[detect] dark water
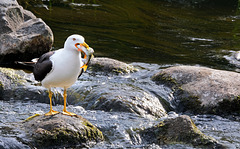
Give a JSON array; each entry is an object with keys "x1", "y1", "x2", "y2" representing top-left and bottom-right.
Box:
[{"x1": 23, "y1": 0, "x2": 240, "y2": 71}]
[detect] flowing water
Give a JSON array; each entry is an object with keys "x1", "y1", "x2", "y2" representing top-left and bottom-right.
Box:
[
  {"x1": 1, "y1": 0, "x2": 240, "y2": 148},
  {"x1": 1, "y1": 63, "x2": 240, "y2": 148},
  {"x1": 22, "y1": 0, "x2": 240, "y2": 70}
]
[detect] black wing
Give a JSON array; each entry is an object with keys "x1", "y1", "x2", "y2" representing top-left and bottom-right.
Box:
[{"x1": 33, "y1": 51, "x2": 55, "y2": 81}]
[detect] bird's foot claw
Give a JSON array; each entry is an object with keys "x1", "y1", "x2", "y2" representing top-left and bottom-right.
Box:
[
  {"x1": 62, "y1": 110, "x2": 77, "y2": 116},
  {"x1": 45, "y1": 110, "x2": 60, "y2": 116}
]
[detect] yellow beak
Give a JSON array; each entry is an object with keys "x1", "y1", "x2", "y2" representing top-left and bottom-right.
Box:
[
  {"x1": 81, "y1": 42, "x2": 90, "y2": 50},
  {"x1": 75, "y1": 42, "x2": 90, "y2": 52}
]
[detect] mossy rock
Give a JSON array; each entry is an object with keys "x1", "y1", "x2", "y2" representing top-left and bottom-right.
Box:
[
  {"x1": 152, "y1": 72, "x2": 178, "y2": 88},
  {"x1": 152, "y1": 66, "x2": 240, "y2": 116},
  {"x1": 21, "y1": 113, "x2": 104, "y2": 148},
  {"x1": 139, "y1": 115, "x2": 225, "y2": 148},
  {"x1": 216, "y1": 96, "x2": 240, "y2": 116},
  {"x1": 0, "y1": 67, "x2": 48, "y2": 101},
  {"x1": 0, "y1": 67, "x2": 27, "y2": 88},
  {"x1": 89, "y1": 57, "x2": 137, "y2": 74}
]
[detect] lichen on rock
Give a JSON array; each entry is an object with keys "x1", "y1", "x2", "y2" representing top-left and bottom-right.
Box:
[
  {"x1": 20, "y1": 113, "x2": 104, "y2": 148},
  {"x1": 152, "y1": 65, "x2": 240, "y2": 115},
  {"x1": 89, "y1": 57, "x2": 137, "y2": 74},
  {"x1": 139, "y1": 115, "x2": 225, "y2": 148}
]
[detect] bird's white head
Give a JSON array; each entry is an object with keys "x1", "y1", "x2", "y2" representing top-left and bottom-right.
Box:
[{"x1": 64, "y1": 34, "x2": 90, "y2": 54}]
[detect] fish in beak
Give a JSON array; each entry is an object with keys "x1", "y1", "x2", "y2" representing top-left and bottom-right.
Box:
[{"x1": 75, "y1": 42, "x2": 94, "y2": 72}]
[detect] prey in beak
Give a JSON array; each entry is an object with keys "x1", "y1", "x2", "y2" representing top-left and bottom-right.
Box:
[
  {"x1": 75, "y1": 42, "x2": 89, "y2": 51},
  {"x1": 75, "y1": 42, "x2": 94, "y2": 72}
]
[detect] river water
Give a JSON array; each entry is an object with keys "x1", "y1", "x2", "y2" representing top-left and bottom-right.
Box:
[
  {"x1": 1, "y1": 0, "x2": 240, "y2": 148},
  {"x1": 23, "y1": 0, "x2": 240, "y2": 70}
]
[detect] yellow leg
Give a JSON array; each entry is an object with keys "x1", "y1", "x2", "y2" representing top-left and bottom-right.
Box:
[
  {"x1": 62, "y1": 87, "x2": 76, "y2": 116},
  {"x1": 45, "y1": 89, "x2": 60, "y2": 116}
]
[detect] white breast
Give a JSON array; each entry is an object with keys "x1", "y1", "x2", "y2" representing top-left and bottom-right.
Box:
[{"x1": 41, "y1": 49, "x2": 82, "y2": 89}]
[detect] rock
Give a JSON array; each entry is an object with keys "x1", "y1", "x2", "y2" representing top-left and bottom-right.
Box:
[
  {"x1": 152, "y1": 65, "x2": 240, "y2": 115},
  {"x1": 0, "y1": 0, "x2": 53, "y2": 66},
  {"x1": 0, "y1": 65, "x2": 166, "y2": 119},
  {"x1": 89, "y1": 57, "x2": 137, "y2": 74},
  {"x1": 68, "y1": 81, "x2": 167, "y2": 118},
  {"x1": 20, "y1": 113, "x2": 104, "y2": 148},
  {"x1": 0, "y1": 67, "x2": 48, "y2": 102},
  {"x1": 139, "y1": 115, "x2": 225, "y2": 148}
]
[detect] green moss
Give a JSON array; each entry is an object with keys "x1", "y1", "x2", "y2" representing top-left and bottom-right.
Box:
[
  {"x1": 0, "y1": 68, "x2": 27, "y2": 85},
  {"x1": 31, "y1": 115, "x2": 104, "y2": 148},
  {"x1": 152, "y1": 73, "x2": 178, "y2": 88},
  {"x1": 217, "y1": 96, "x2": 240, "y2": 115},
  {"x1": 89, "y1": 63, "x2": 104, "y2": 72},
  {"x1": 35, "y1": 127, "x2": 84, "y2": 146},
  {"x1": 81, "y1": 120, "x2": 104, "y2": 140},
  {"x1": 35, "y1": 125, "x2": 103, "y2": 147},
  {"x1": 179, "y1": 96, "x2": 202, "y2": 113},
  {"x1": 113, "y1": 68, "x2": 125, "y2": 74}
]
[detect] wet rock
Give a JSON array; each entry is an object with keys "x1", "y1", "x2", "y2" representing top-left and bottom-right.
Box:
[
  {"x1": 20, "y1": 113, "x2": 104, "y2": 148},
  {"x1": 0, "y1": 67, "x2": 48, "y2": 102},
  {"x1": 224, "y1": 51, "x2": 240, "y2": 69},
  {"x1": 68, "y1": 81, "x2": 167, "y2": 118},
  {"x1": 89, "y1": 57, "x2": 137, "y2": 74},
  {"x1": 0, "y1": 65, "x2": 166, "y2": 119},
  {"x1": 139, "y1": 115, "x2": 225, "y2": 148},
  {"x1": 0, "y1": 0, "x2": 53, "y2": 66},
  {"x1": 152, "y1": 65, "x2": 240, "y2": 115}
]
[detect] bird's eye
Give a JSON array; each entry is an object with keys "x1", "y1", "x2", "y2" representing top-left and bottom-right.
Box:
[{"x1": 73, "y1": 38, "x2": 76, "y2": 41}]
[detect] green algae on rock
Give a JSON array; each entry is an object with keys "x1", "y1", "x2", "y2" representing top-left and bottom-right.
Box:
[
  {"x1": 89, "y1": 57, "x2": 137, "y2": 74},
  {"x1": 21, "y1": 113, "x2": 104, "y2": 148},
  {"x1": 139, "y1": 115, "x2": 225, "y2": 148},
  {"x1": 152, "y1": 65, "x2": 240, "y2": 115},
  {"x1": 0, "y1": 67, "x2": 48, "y2": 101}
]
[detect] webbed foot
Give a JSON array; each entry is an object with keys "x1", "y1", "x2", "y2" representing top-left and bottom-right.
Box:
[
  {"x1": 45, "y1": 110, "x2": 60, "y2": 116},
  {"x1": 62, "y1": 110, "x2": 77, "y2": 116}
]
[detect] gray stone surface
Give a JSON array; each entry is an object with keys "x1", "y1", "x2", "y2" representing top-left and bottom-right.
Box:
[
  {"x1": 89, "y1": 57, "x2": 137, "y2": 74},
  {"x1": 139, "y1": 115, "x2": 225, "y2": 148},
  {"x1": 20, "y1": 113, "x2": 104, "y2": 148},
  {"x1": 0, "y1": 0, "x2": 53, "y2": 65},
  {"x1": 152, "y1": 65, "x2": 240, "y2": 114}
]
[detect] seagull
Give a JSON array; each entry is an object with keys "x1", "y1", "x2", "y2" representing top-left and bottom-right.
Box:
[{"x1": 32, "y1": 34, "x2": 94, "y2": 116}]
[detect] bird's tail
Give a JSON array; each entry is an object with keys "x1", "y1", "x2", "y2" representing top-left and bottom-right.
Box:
[
  {"x1": 15, "y1": 61, "x2": 35, "y2": 67},
  {"x1": 15, "y1": 58, "x2": 38, "y2": 67}
]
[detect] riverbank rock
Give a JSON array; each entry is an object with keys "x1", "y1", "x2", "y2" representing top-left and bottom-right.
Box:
[
  {"x1": 89, "y1": 57, "x2": 137, "y2": 74},
  {"x1": 152, "y1": 65, "x2": 240, "y2": 115},
  {"x1": 20, "y1": 113, "x2": 104, "y2": 148},
  {"x1": 0, "y1": 67, "x2": 48, "y2": 101},
  {"x1": 139, "y1": 115, "x2": 225, "y2": 148},
  {"x1": 0, "y1": 64, "x2": 166, "y2": 119},
  {"x1": 0, "y1": 0, "x2": 53, "y2": 66},
  {"x1": 68, "y1": 81, "x2": 167, "y2": 118}
]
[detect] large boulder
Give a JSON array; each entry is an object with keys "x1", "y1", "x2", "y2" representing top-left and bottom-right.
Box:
[
  {"x1": 20, "y1": 113, "x2": 104, "y2": 148},
  {"x1": 0, "y1": 0, "x2": 53, "y2": 66},
  {"x1": 152, "y1": 65, "x2": 240, "y2": 115},
  {"x1": 68, "y1": 81, "x2": 167, "y2": 118},
  {"x1": 139, "y1": 115, "x2": 225, "y2": 148}
]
